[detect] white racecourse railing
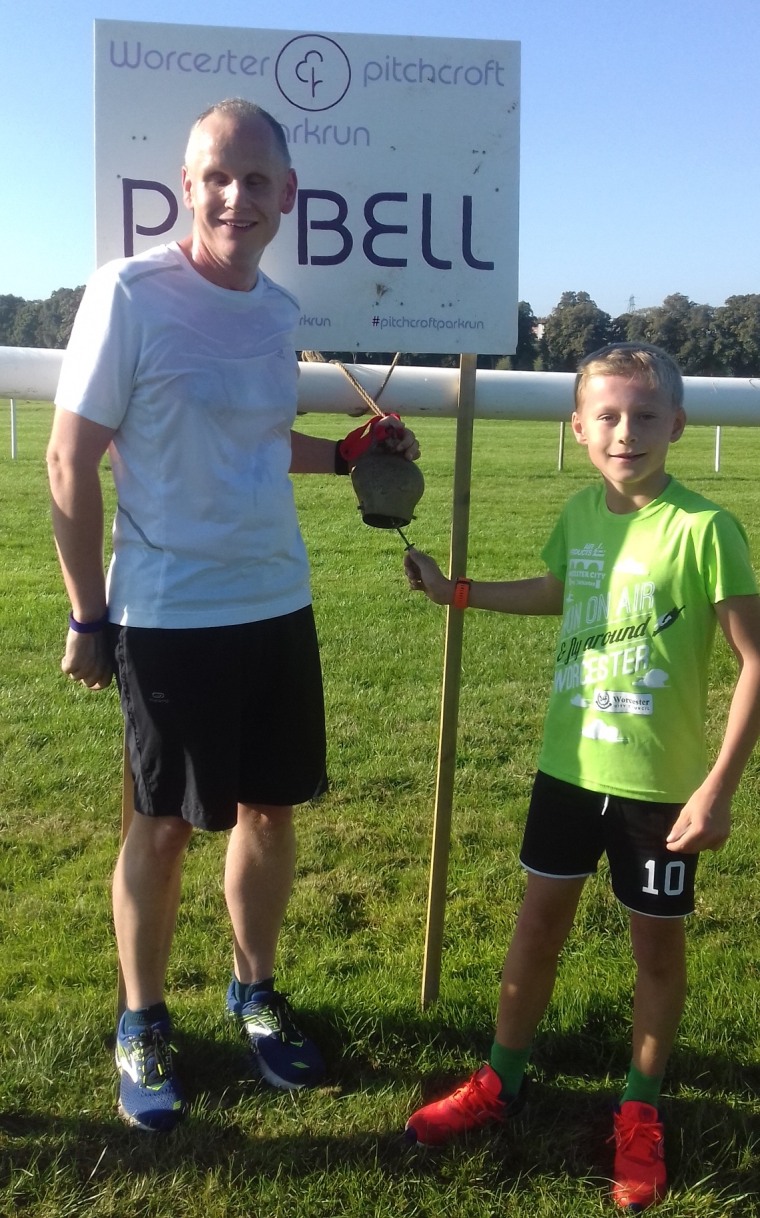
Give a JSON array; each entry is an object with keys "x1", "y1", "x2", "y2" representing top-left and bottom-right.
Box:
[
  {"x1": 4, "y1": 346, "x2": 758, "y2": 1004},
  {"x1": 2, "y1": 345, "x2": 760, "y2": 429}
]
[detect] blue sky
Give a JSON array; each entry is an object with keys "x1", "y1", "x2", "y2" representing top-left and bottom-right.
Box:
[{"x1": 4, "y1": 0, "x2": 758, "y2": 318}]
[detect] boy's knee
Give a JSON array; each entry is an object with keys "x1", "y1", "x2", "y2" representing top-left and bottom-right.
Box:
[
  {"x1": 513, "y1": 908, "x2": 570, "y2": 959},
  {"x1": 630, "y1": 916, "x2": 686, "y2": 975},
  {"x1": 512, "y1": 877, "x2": 583, "y2": 956}
]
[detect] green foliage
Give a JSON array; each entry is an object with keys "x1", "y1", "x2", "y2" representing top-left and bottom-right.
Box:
[
  {"x1": 537, "y1": 291, "x2": 620, "y2": 371},
  {"x1": 618, "y1": 293, "x2": 719, "y2": 376},
  {"x1": 0, "y1": 287, "x2": 84, "y2": 349},
  {"x1": 714, "y1": 295, "x2": 760, "y2": 377},
  {"x1": 0, "y1": 403, "x2": 759, "y2": 1217},
  {"x1": 4, "y1": 285, "x2": 760, "y2": 377},
  {"x1": 496, "y1": 301, "x2": 539, "y2": 371}
]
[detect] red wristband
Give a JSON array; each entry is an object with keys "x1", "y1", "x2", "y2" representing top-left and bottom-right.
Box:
[{"x1": 452, "y1": 578, "x2": 471, "y2": 609}]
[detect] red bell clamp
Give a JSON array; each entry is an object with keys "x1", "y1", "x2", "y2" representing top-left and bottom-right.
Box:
[{"x1": 338, "y1": 413, "x2": 402, "y2": 466}]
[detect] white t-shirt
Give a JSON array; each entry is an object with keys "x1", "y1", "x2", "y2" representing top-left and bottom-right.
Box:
[{"x1": 55, "y1": 243, "x2": 312, "y2": 628}]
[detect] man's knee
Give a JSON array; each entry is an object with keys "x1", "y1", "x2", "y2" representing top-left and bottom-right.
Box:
[
  {"x1": 127, "y1": 812, "x2": 193, "y2": 863},
  {"x1": 237, "y1": 803, "x2": 294, "y2": 832}
]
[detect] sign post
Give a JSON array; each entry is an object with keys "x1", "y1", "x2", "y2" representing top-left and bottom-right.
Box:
[{"x1": 421, "y1": 353, "x2": 477, "y2": 1007}]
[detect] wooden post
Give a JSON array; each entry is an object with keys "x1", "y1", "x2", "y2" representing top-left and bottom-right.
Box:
[
  {"x1": 116, "y1": 737, "x2": 134, "y2": 1021},
  {"x1": 421, "y1": 353, "x2": 477, "y2": 1008}
]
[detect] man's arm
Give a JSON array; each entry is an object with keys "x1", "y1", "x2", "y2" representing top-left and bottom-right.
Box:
[
  {"x1": 667, "y1": 593, "x2": 760, "y2": 853},
  {"x1": 404, "y1": 547, "x2": 565, "y2": 616},
  {"x1": 289, "y1": 431, "x2": 341, "y2": 474},
  {"x1": 46, "y1": 408, "x2": 117, "y2": 690}
]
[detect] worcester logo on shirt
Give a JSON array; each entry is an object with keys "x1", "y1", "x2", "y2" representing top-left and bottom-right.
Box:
[{"x1": 566, "y1": 542, "x2": 605, "y2": 590}]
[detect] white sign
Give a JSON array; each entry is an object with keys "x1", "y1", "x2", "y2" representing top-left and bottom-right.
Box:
[{"x1": 95, "y1": 20, "x2": 520, "y2": 354}]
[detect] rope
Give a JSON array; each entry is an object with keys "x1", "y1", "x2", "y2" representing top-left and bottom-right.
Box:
[{"x1": 301, "y1": 352, "x2": 401, "y2": 418}]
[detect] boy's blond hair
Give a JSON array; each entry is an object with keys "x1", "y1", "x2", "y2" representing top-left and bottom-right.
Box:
[{"x1": 574, "y1": 343, "x2": 684, "y2": 411}]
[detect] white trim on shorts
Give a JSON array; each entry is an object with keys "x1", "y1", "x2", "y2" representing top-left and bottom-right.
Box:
[
  {"x1": 616, "y1": 899, "x2": 690, "y2": 920},
  {"x1": 520, "y1": 863, "x2": 594, "y2": 881}
]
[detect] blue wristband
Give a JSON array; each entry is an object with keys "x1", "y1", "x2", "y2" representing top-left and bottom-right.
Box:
[{"x1": 68, "y1": 611, "x2": 109, "y2": 634}]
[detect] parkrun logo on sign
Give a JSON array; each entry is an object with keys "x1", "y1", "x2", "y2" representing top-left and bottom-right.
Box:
[{"x1": 275, "y1": 36, "x2": 351, "y2": 112}]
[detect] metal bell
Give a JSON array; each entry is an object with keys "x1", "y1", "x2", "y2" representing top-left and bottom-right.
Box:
[{"x1": 350, "y1": 451, "x2": 425, "y2": 528}]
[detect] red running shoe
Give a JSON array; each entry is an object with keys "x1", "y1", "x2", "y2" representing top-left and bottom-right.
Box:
[
  {"x1": 405, "y1": 1063, "x2": 526, "y2": 1147},
  {"x1": 611, "y1": 1101, "x2": 667, "y2": 1211}
]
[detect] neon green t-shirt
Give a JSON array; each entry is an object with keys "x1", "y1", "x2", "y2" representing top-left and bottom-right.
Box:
[{"x1": 538, "y1": 478, "x2": 757, "y2": 801}]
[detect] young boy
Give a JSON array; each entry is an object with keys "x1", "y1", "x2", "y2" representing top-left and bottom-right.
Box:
[{"x1": 403, "y1": 343, "x2": 760, "y2": 1210}]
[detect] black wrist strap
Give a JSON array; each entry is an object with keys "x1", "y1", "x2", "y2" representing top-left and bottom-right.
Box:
[{"x1": 334, "y1": 441, "x2": 351, "y2": 476}]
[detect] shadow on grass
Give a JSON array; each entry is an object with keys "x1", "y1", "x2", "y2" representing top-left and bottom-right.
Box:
[
  {"x1": 1, "y1": 1084, "x2": 758, "y2": 1205},
  {"x1": 2, "y1": 1004, "x2": 758, "y2": 1208},
  {"x1": 303, "y1": 995, "x2": 760, "y2": 1097}
]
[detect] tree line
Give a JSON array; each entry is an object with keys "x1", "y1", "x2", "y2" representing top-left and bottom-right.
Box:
[
  {"x1": 0, "y1": 288, "x2": 85, "y2": 351},
  {"x1": 514, "y1": 291, "x2": 760, "y2": 378},
  {"x1": 2, "y1": 286, "x2": 759, "y2": 377}
]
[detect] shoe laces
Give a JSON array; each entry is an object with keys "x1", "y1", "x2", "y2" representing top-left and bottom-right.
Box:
[
  {"x1": 131, "y1": 1026, "x2": 176, "y2": 1088},
  {"x1": 612, "y1": 1111, "x2": 662, "y2": 1155},
  {"x1": 243, "y1": 991, "x2": 300, "y2": 1042},
  {"x1": 451, "y1": 1071, "x2": 501, "y2": 1114}
]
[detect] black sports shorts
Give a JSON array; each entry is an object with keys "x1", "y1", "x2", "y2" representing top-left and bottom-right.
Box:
[
  {"x1": 520, "y1": 770, "x2": 698, "y2": 918},
  {"x1": 110, "y1": 606, "x2": 327, "y2": 831}
]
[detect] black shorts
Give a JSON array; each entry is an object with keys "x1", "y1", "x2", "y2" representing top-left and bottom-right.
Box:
[
  {"x1": 520, "y1": 771, "x2": 698, "y2": 918},
  {"x1": 110, "y1": 607, "x2": 327, "y2": 831}
]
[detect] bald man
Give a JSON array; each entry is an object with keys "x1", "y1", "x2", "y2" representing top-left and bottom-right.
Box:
[{"x1": 47, "y1": 98, "x2": 419, "y2": 1132}]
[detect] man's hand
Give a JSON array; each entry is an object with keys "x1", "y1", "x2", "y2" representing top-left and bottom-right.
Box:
[
  {"x1": 374, "y1": 415, "x2": 421, "y2": 462},
  {"x1": 62, "y1": 630, "x2": 113, "y2": 691},
  {"x1": 338, "y1": 414, "x2": 421, "y2": 467}
]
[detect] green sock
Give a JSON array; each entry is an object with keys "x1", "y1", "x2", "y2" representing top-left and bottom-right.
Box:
[
  {"x1": 488, "y1": 1042, "x2": 531, "y2": 1099},
  {"x1": 620, "y1": 1064, "x2": 664, "y2": 1108}
]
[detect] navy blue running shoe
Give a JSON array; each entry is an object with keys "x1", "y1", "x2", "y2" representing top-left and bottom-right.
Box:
[
  {"x1": 226, "y1": 983, "x2": 325, "y2": 1090},
  {"x1": 115, "y1": 1011, "x2": 187, "y2": 1132}
]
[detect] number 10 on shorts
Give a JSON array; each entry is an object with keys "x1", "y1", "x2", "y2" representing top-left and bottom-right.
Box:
[{"x1": 642, "y1": 859, "x2": 686, "y2": 897}]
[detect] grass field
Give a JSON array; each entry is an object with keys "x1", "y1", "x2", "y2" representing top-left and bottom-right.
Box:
[{"x1": 0, "y1": 400, "x2": 758, "y2": 1217}]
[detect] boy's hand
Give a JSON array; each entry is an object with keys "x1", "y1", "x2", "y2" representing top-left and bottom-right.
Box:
[
  {"x1": 404, "y1": 548, "x2": 452, "y2": 605},
  {"x1": 666, "y1": 787, "x2": 731, "y2": 854}
]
